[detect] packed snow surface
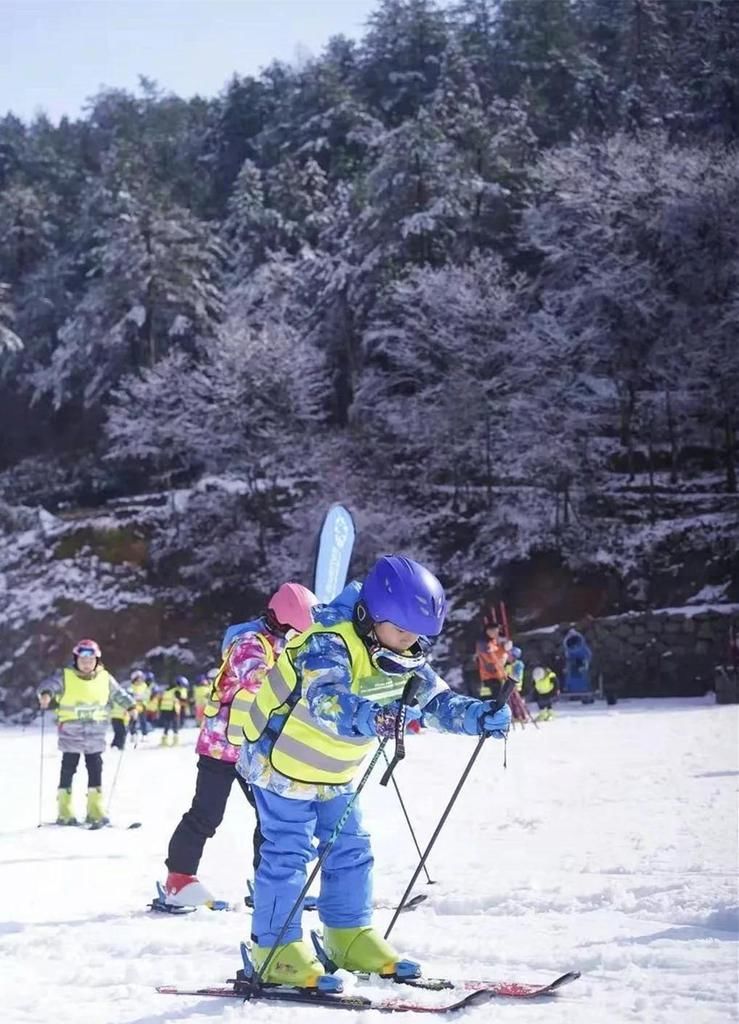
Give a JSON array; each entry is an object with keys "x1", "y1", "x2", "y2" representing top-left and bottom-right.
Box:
[{"x1": 1, "y1": 698, "x2": 737, "y2": 1023}]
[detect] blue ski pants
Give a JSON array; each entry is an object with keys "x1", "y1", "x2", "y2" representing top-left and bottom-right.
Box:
[{"x1": 251, "y1": 786, "x2": 373, "y2": 945}]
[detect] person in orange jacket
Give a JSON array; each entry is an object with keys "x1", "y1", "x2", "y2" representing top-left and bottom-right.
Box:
[{"x1": 472, "y1": 616, "x2": 507, "y2": 701}]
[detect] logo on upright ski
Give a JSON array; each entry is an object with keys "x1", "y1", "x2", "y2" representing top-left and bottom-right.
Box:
[{"x1": 313, "y1": 504, "x2": 355, "y2": 604}]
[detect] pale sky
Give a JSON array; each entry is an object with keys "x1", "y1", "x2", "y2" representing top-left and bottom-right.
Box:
[{"x1": 2, "y1": 0, "x2": 380, "y2": 123}]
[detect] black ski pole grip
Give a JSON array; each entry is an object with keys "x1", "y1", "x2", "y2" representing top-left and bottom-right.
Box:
[
  {"x1": 493, "y1": 678, "x2": 516, "y2": 713},
  {"x1": 380, "y1": 674, "x2": 421, "y2": 787}
]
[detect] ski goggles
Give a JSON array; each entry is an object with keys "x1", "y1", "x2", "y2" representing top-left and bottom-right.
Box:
[
  {"x1": 74, "y1": 646, "x2": 99, "y2": 658},
  {"x1": 368, "y1": 640, "x2": 429, "y2": 677}
]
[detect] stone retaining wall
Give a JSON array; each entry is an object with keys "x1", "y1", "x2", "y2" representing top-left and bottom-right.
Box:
[{"x1": 517, "y1": 605, "x2": 739, "y2": 699}]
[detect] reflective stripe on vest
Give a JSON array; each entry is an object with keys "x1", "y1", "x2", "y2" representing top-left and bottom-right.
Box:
[
  {"x1": 204, "y1": 632, "x2": 274, "y2": 748},
  {"x1": 159, "y1": 689, "x2": 179, "y2": 712},
  {"x1": 57, "y1": 667, "x2": 111, "y2": 723},
  {"x1": 242, "y1": 620, "x2": 412, "y2": 785},
  {"x1": 225, "y1": 688, "x2": 258, "y2": 746}
]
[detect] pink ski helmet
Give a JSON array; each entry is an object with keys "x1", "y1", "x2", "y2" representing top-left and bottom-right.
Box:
[
  {"x1": 73, "y1": 638, "x2": 101, "y2": 660},
  {"x1": 267, "y1": 582, "x2": 318, "y2": 634}
]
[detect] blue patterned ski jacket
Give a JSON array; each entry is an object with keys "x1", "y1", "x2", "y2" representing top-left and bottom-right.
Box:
[{"x1": 236, "y1": 582, "x2": 489, "y2": 800}]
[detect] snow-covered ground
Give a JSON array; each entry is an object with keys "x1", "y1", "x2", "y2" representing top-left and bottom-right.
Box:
[{"x1": 1, "y1": 698, "x2": 737, "y2": 1024}]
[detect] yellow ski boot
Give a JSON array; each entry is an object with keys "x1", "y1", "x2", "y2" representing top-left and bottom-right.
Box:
[
  {"x1": 160, "y1": 733, "x2": 170, "y2": 746},
  {"x1": 86, "y1": 787, "x2": 110, "y2": 828},
  {"x1": 322, "y1": 925, "x2": 420, "y2": 978},
  {"x1": 56, "y1": 788, "x2": 77, "y2": 825},
  {"x1": 251, "y1": 940, "x2": 326, "y2": 988}
]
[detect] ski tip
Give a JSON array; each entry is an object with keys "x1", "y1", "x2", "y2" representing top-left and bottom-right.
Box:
[
  {"x1": 407, "y1": 893, "x2": 428, "y2": 908},
  {"x1": 459, "y1": 989, "x2": 497, "y2": 1009},
  {"x1": 550, "y1": 970, "x2": 581, "y2": 990},
  {"x1": 128, "y1": 821, "x2": 142, "y2": 829}
]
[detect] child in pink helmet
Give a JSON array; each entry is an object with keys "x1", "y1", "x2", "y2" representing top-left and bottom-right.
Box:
[{"x1": 158, "y1": 583, "x2": 317, "y2": 910}]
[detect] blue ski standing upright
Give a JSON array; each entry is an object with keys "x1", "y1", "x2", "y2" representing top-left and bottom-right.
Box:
[{"x1": 312, "y1": 503, "x2": 356, "y2": 605}]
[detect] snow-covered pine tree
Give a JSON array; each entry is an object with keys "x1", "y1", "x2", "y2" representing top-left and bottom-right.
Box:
[
  {"x1": 34, "y1": 181, "x2": 226, "y2": 409},
  {"x1": 0, "y1": 283, "x2": 23, "y2": 353},
  {"x1": 359, "y1": 0, "x2": 450, "y2": 126}
]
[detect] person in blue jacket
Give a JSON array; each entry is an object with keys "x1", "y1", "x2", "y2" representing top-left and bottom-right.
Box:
[
  {"x1": 562, "y1": 628, "x2": 592, "y2": 695},
  {"x1": 235, "y1": 555, "x2": 512, "y2": 989}
]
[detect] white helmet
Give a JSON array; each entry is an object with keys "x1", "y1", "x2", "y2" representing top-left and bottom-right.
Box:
[{"x1": 532, "y1": 666, "x2": 545, "y2": 682}]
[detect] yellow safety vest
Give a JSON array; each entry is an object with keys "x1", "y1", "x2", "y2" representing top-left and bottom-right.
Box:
[
  {"x1": 506, "y1": 660, "x2": 525, "y2": 692},
  {"x1": 242, "y1": 621, "x2": 412, "y2": 786},
  {"x1": 130, "y1": 681, "x2": 150, "y2": 710},
  {"x1": 203, "y1": 634, "x2": 274, "y2": 748},
  {"x1": 534, "y1": 670, "x2": 557, "y2": 696},
  {"x1": 57, "y1": 667, "x2": 112, "y2": 723},
  {"x1": 193, "y1": 684, "x2": 210, "y2": 706},
  {"x1": 159, "y1": 687, "x2": 182, "y2": 712}
]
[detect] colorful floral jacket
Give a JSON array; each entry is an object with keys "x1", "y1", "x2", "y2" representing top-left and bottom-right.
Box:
[{"x1": 196, "y1": 617, "x2": 282, "y2": 764}]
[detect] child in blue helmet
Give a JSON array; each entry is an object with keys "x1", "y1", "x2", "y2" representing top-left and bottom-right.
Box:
[{"x1": 235, "y1": 555, "x2": 511, "y2": 988}]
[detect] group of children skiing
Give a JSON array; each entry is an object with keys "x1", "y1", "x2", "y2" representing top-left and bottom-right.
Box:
[
  {"x1": 473, "y1": 617, "x2": 560, "y2": 724},
  {"x1": 38, "y1": 555, "x2": 513, "y2": 988}
]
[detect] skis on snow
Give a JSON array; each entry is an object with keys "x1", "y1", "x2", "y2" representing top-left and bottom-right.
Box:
[
  {"x1": 157, "y1": 982, "x2": 501, "y2": 1013},
  {"x1": 157, "y1": 939, "x2": 580, "y2": 1010},
  {"x1": 156, "y1": 971, "x2": 581, "y2": 1011}
]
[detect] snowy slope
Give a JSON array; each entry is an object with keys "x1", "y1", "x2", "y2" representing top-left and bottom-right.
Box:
[{"x1": 1, "y1": 698, "x2": 737, "y2": 1024}]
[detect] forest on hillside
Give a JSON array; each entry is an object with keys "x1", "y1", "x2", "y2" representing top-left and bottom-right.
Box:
[{"x1": 1, "y1": 0, "x2": 738, "y2": 644}]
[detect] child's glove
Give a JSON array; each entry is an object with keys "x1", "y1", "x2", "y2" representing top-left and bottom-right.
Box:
[
  {"x1": 478, "y1": 702, "x2": 512, "y2": 737},
  {"x1": 355, "y1": 700, "x2": 423, "y2": 738}
]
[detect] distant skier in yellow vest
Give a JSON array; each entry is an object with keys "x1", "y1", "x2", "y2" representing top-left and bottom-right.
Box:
[
  {"x1": 236, "y1": 556, "x2": 511, "y2": 989},
  {"x1": 532, "y1": 666, "x2": 558, "y2": 721},
  {"x1": 128, "y1": 669, "x2": 151, "y2": 740},
  {"x1": 158, "y1": 677, "x2": 188, "y2": 746},
  {"x1": 157, "y1": 584, "x2": 318, "y2": 910},
  {"x1": 192, "y1": 674, "x2": 211, "y2": 726},
  {"x1": 37, "y1": 638, "x2": 134, "y2": 827}
]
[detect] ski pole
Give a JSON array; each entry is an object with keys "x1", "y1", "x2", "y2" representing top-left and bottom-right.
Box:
[
  {"x1": 381, "y1": 747, "x2": 435, "y2": 885},
  {"x1": 385, "y1": 679, "x2": 516, "y2": 939},
  {"x1": 107, "y1": 745, "x2": 126, "y2": 819},
  {"x1": 37, "y1": 709, "x2": 46, "y2": 828},
  {"x1": 253, "y1": 736, "x2": 390, "y2": 989}
]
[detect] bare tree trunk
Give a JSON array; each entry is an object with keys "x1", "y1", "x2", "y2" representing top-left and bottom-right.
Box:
[
  {"x1": 647, "y1": 416, "x2": 656, "y2": 525},
  {"x1": 619, "y1": 380, "x2": 637, "y2": 481},
  {"x1": 724, "y1": 410, "x2": 737, "y2": 494},
  {"x1": 144, "y1": 223, "x2": 156, "y2": 367},
  {"x1": 664, "y1": 386, "x2": 679, "y2": 485},
  {"x1": 485, "y1": 411, "x2": 492, "y2": 510}
]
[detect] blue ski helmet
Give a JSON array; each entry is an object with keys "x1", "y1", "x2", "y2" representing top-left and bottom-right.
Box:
[{"x1": 360, "y1": 556, "x2": 446, "y2": 636}]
